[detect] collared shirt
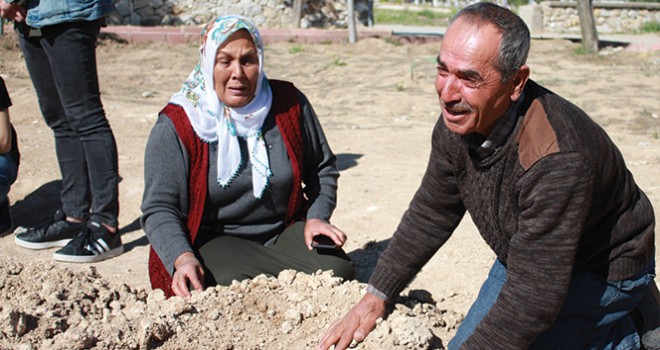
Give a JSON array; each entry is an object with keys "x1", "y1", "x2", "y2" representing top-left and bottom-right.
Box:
[{"x1": 462, "y1": 92, "x2": 525, "y2": 160}]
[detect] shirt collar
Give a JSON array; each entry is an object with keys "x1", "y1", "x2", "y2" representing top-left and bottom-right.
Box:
[{"x1": 462, "y1": 92, "x2": 525, "y2": 159}]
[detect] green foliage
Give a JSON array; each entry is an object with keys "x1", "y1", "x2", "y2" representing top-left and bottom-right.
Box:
[
  {"x1": 640, "y1": 21, "x2": 660, "y2": 33},
  {"x1": 374, "y1": 8, "x2": 453, "y2": 26},
  {"x1": 289, "y1": 44, "x2": 305, "y2": 54},
  {"x1": 573, "y1": 46, "x2": 590, "y2": 55},
  {"x1": 384, "y1": 37, "x2": 403, "y2": 46},
  {"x1": 331, "y1": 57, "x2": 347, "y2": 67},
  {"x1": 507, "y1": 0, "x2": 533, "y2": 7}
]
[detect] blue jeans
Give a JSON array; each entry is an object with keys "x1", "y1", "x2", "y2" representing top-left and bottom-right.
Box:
[
  {"x1": 0, "y1": 153, "x2": 18, "y2": 200},
  {"x1": 449, "y1": 259, "x2": 657, "y2": 350},
  {"x1": 17, "y1": 19, "x2": 119, "y2": 226}
]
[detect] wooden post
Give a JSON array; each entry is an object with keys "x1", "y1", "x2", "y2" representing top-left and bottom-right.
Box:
[
  {"x1": 292, "y1": 0, "x2": 302, "y2": 28},
  {"x1": 347, "y1": 0, "x2": 357, "y2": 43},
  {"x1": 577, "y1": 0, "x2": 599, "y2": 53}
]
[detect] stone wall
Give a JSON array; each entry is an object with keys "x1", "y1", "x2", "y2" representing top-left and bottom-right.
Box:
[
  {"x1": 109, "y1": 0, "x2": 660, "y2": 34},
  {"x1": 109, "y1": 0, "x2": 370, "y2": 28},
  {"x1": 541, "y1": 1, "x2": 660, "y2": 34}
]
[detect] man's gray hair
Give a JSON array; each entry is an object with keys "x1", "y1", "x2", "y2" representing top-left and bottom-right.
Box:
[{"x1": 449, "y1": 2, "x2": 530, "y2": 84}]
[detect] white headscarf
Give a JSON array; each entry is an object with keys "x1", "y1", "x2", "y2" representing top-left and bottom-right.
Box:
[{"x1": 170, "y1": 15, "x2": 272, "y2": 198}]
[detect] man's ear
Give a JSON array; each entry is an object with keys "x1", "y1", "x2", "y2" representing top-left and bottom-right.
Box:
[{"x1": 510, "y1": 65, "x2": 530, "y2": 102}]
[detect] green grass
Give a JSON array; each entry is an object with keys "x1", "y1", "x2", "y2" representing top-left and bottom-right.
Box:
[
  {"x1": 331, "y1": 57, "x2": 347, "y2": 67},
  {"x1": 288, "y1": 44, "x2": 305, "y2": 54},
  {"x1": 374, "y1": 8, "x2": 454, "y2": 26},
  {"x1": 573, "y1": 46, "x2": 596, "y2": 55},
  {"x1": 640, "y1": 21, "x2": 660, "y2": 33},
  {"x1": 383, "y1": 37, "x2": 403, "y2": 46}
]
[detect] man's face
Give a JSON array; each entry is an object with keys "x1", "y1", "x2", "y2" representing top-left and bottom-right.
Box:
[{"x1": 435, "y1": 18, "x2": 519, "y2": 136}]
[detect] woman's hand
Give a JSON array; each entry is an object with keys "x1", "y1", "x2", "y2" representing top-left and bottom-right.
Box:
[
  {"x1": 172, "y1": 252, "x2": 205, "y2": 298},
  {"x1": 304, "y1": 218, "x2": 347, "y2": 250}
]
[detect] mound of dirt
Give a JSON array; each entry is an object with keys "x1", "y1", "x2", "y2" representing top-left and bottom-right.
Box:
[{"x1": 0, "y1": 258, "x2": 462, "y2": 349}]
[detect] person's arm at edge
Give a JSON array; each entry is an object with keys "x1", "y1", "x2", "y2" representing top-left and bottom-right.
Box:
[
  {"x1": 0, "y1": 78, "x2": 13, "y2": 154},
  {"x1": 0, "y1": 109, "x2": 13, "y2": 154},
  {"x1": 0, "y1": 0, "x2": 26, "y2": 22}
]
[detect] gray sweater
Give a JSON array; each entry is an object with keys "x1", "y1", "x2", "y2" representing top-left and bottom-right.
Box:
[{"x1": 141, "y1": 91, "x2": 339, "y2": 274}]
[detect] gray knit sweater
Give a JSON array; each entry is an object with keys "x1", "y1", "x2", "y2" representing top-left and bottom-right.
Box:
[
  {"x1": 141, "y1": 91, "x2": 339, "y2": 275},
  {"x1": 368, "y1": 80, "x2": 655, "y2": 349}
]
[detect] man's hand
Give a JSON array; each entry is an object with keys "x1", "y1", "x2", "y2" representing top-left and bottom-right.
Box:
[
  {"x1": 304, "y1": 218, "x2": 347, "y2": 250},
  {"x1": 0, "y1": 1, "x2": 27, "y2": 22},
  {"x1": 171, "y1": 252, "x2": 204, "y2": 298},
  {"x1": 316, "y1": 292, "x2": 387, "y2": 350}
]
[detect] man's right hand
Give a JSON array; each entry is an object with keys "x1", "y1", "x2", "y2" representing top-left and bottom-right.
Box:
[
  {"x1": 316, "y1": 292, "x2": 387, "y2": 350},
  {"x1": 0, "y1": 1, "x2": 27, "y2": 22},
  {"x1": 172, "y1": 252, "x2": 204, "y2": 298}
]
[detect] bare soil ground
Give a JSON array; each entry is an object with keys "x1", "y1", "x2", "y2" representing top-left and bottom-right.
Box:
[{"x1": 0, "y1": 32, "x2": 658, "y2": 349}]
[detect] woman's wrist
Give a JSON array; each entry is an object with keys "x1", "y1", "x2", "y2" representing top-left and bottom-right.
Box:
[{"x1": 173, "y1": 251, "x2": 196, "y2": 270}]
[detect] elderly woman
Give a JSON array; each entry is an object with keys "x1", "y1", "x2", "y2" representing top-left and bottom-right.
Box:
[{"x1": 142, "y1": 16, "x2": 353, "y2": 298}]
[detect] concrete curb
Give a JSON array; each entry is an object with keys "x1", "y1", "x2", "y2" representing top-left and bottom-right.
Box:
[
  {"x1": 3, "y1": 24, "x2": 658, "y2": 51},
  {"x1": 101, "y1": 26, "x2": 396, "y2": 45}
]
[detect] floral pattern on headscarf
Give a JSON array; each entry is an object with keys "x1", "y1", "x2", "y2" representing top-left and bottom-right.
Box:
[{"x1": 169, "y1": 15, "x2": 273, "y2": 199}]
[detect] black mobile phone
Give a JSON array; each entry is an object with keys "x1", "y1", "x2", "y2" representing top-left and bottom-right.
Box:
[{"x1": 311, "y1": 235, "x2": 338, "y2": 249}]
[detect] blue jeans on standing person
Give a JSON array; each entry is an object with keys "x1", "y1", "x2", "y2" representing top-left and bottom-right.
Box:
[
  {"x1": 17, "y1": 19, "x2": 119, "y2": 227},
  {"x1": 449, "y1": 258, "x2": 658, "y2": 350},
  {"x1": 0, "y1": 153, "x2": 19, "y2": 233}
]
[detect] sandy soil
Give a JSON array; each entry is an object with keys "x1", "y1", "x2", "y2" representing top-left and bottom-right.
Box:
[{"x1": 0, "y1": 31, "x2": 658, "y2": 349}]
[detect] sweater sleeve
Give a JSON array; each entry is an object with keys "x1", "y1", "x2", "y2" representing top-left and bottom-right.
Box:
[
  {"x1": 140, "y1": 115, "x2": 194, "y2": 276},
  {"x1": 463, "y1": 152, "x2": 593, "y2": 349},
  {"x1": 368, "y1": 120, "x2": 466, "y2": 298},
  {"x1": 298, "y1": 91, "x2": 339, "y2": 222}
]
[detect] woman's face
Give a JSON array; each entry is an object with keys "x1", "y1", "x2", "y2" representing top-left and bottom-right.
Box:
[{"x1": 213, "y1": 30, "x2": 260, "y2": 108}]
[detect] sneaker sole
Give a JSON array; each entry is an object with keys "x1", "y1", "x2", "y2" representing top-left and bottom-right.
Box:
[
  {"x1": 53, "y1": 246, "x2": 124, "y2": 263},
  {"x1": 15, "y1": 237, "x2": 72, "y2": 250}
]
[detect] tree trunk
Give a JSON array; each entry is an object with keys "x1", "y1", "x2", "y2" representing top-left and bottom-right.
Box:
[
  {"x1": 576, "y1": 0, "x2": 599, "y2": 53},
  {"x1": 347, "y1": 0, "x2": 357, "y2": 43},
  {"x1": 292, "y1": 0, "x2": 302, "y2": 28}
]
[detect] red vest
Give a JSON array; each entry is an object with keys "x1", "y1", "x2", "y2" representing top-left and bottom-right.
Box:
[{"x1": 148, "y1": 80, "x2": 306, "y2": 297}]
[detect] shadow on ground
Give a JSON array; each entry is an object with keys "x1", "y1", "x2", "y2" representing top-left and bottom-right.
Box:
[
  {"x1": 348, "y1": 238, "x2": 390, "y2": 282},
  {"x1": 10, "y1": 180, "x2": 62, "y2": 230},
  {"x1": 5, "y1": 179, "x2": 145, "y2": 249},
  {"x1": 337, "y1": 153, "x2": 363, "y2": 172}
]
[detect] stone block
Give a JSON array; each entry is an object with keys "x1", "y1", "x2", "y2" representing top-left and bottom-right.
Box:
[
  {"x1": 133, "y1": 0, "x2": 150, "y2": 10},
  {"x1": 137, "y1": 6, "x2": 156, "y2": 17},
  {"x1": 130, "y1": 12, "x2": 142, "y2": 25},
  {"x1": 114, "y1": 0, "x2": 131, "y2": 16},
  {"x1": 519, "y1": 4, "x2": 544, "y2": 34}
]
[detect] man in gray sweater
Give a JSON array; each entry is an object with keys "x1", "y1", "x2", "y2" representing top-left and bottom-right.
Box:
[{"x1": 318, "y1": 3, "x2": 658, "y2": 350}]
